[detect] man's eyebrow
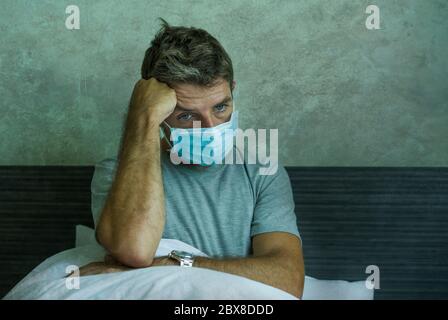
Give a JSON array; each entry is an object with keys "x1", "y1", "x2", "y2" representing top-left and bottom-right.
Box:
[{"x1": 175, "y1": 96, "x2": 233, "y2": 112}]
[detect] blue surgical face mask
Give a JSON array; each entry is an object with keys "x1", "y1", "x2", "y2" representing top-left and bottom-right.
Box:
[{"x1": 160, "y1": 104, "x2": 239, "y2": 166}]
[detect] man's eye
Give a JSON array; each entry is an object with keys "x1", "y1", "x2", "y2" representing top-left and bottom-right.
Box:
[
  {"x1": 214, "y1": 104, "x2": 227, "y2": 113},
  {"x1": 177, "y1": 113, "x2": 193, "y2": 121}
]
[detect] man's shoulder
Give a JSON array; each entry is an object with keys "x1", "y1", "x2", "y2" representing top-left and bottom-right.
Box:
[
  {"x1": 236, "y1": 159, "x2": 289, "y2": 195},
  {"x1": 233, "y1": 145, "x2": 284, "y2": 177}
]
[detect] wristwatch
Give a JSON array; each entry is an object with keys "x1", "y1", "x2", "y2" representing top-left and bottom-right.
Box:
[{"x1": 168, "y1": 250, "x2": 195, "y2": 267}]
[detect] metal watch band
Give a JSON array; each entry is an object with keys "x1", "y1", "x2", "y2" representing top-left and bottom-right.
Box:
[
  {"x1": 180, "y1": 258, "x2": 194, "y2": 267},
  {"x1": 169, "y1": 250, "x2": 195, "y2": 267}
]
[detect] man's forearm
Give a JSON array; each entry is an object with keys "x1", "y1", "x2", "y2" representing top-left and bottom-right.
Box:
[
  {"x1": 193, "y1": 254, "x2": 304, "y2": 298},
  {"x1": 96, "y1": 111, "x2": 165, "y2": 267}
]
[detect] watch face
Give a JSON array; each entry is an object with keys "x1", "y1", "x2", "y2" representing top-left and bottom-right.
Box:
[{"x1": 173, "y1": 250, "x2": 194, "y2": 259}]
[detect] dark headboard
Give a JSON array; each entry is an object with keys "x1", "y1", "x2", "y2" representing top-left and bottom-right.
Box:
[{"x1": 1, "y1": 166, "x2": 447, "y2": 299}]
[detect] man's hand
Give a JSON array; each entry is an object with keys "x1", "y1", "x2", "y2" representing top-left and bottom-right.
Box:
[
  {"x1": 129, "y1": 77, "x2": 177, "y2": 125},
  {"x1": 66, "y1": 255, "x2": 178, "y2": 278},
  {"x1": 68, "y1": 261, "x2": 132, "y2": 278},
  {"x1": 66, "y1": 254, "x2": 132, "y2": 278}
]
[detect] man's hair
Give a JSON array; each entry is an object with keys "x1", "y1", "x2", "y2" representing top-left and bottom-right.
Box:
[{"x1": 141, "y1": 18, "x2": 234, "y2": 90}]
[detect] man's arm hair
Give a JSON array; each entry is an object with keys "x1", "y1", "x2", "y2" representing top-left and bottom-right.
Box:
[
  {"x1": 95, "y1": 103, "x2": 166, "y2": 268},
  {"x1": 193, "y1": 232, "x2": 305, "y2": 298}
]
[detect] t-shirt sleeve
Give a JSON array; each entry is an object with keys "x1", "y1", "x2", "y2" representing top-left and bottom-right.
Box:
[
  {"x1": 90, "y1": 158, "x2": 117, "y2": 229},
  {"x1": 250, "y1": 165, "x2": 301, "y2": 241}
]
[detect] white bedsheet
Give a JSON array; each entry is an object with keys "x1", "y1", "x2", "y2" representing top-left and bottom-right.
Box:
[
  {"x1": 3, "y1": 239, "x2": 299, "y2": 300},
  {"x1": 3, "y1": 225, "x2": 374, "y2": 300}
]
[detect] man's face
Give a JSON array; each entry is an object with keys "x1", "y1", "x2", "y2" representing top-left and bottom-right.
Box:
[{"x1": 164, "y1": 77, "x2": 236, "y2": 130}]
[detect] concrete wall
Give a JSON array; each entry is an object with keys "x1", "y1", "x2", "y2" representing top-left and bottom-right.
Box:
[{"x1": 1, "y1": 0, "x2": 447, "y2": 166}]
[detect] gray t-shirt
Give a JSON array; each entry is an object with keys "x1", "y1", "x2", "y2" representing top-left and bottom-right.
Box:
[{"x1": 91, "y1": 147, "x2": 301, "y2": 258}]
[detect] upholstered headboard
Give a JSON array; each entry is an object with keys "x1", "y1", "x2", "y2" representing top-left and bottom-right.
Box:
[{"x1": 1, "y1": 166, "x2": 447, "y2": 299}]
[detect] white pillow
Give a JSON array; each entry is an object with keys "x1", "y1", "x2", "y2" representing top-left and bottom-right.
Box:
[
  {"x1": 75, "y1": 225, "x2": 374, "y2": 300},
  {"x1": 75, "y1": 224, "x2": 97, "y2": 247},
  {"x1": 303, "y1": 276, "x2": 374, "y2": 300}
]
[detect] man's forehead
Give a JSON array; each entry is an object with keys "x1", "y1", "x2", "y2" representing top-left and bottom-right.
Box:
[
  {"x1": 172, "y1": 78, "x2": 230, "y2": 97},
  {"x1": 172, "y1": 79, "x2": 231, "y2": 110}
]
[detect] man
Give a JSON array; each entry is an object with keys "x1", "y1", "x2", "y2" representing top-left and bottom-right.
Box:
[{"x1": 80, "y1": 19, "x2": 305, "y2": 298}]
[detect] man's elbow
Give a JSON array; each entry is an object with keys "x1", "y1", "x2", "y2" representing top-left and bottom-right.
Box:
[
  {"x1": 105, "y1": 242, "x2": 155, "y2": 268},
  {"x1": 95, "y1": 227, "x2": 155, "y2": 268},
  {"x1": 296, "y1": 278, "x2": 304, "y2": 299},
  {"x1": 287, "y1": 272, "x2": 304, "y2": 299},
  {"x1": 295, "y1": 261, "x2": 305, "y2": 299},
  {"x1": 110, "y1": 249, "x2": 154, "y2": 268},
  {"x1": 286, "y1": 258, "x2": 305, "y2": 299}
]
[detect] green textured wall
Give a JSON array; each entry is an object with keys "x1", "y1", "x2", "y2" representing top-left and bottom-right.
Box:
[{"x1": 1, "y1": 0, "x2": 447, "y2": 166}]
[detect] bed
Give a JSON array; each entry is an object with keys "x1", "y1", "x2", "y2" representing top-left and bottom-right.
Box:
[{"x1": 0, "y1": 165, "x2": 447, "y2": 299}]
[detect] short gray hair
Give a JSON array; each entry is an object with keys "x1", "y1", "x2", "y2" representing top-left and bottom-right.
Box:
[{"x1": 141, "y1": 18, "x2": 234, "y2": 90}]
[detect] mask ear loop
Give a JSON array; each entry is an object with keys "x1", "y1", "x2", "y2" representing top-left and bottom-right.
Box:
[{"x1": 160, "y1": 121, "x2": 173, "y2": 151}]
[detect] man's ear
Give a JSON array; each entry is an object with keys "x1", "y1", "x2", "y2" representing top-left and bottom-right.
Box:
[{"x1": 231, "y1": 80, "x2": 236, "y2": 91}]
